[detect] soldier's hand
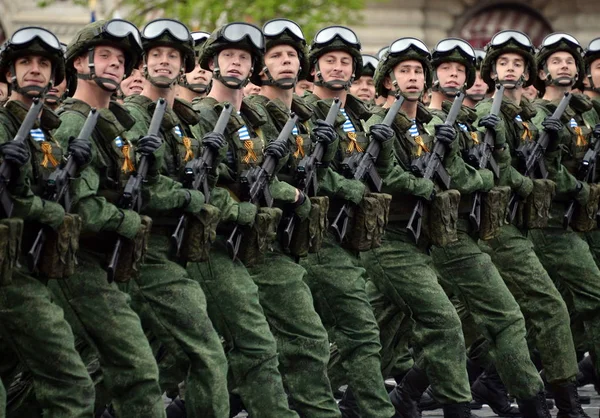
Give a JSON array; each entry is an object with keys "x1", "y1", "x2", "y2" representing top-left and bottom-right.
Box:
[
  {"x1": 478, "y1": 114, "x2": 501, "y2": 130},
  {"x1": 369, "y1": 124, "x2": 394, "y2": 143},
  {"x1": 202, "y1": 132, "x2": 226, "y2": 151},
  {"x1": 435, "y1": 124, "x2": 456, "y2": 146},
  {"x1": 312, "y1": 119, "x2": 337, "y2": 145},
  {"x1": 68, "y1": 138, "x2": 92, "y2": 166},
  {"x1": 593, "y1": 123, "x2": 600, "y2": 138},
  {"x1": 541, "y1": 117, "x2": 563, "y2": 134},
  {"x1": 264, "y1": 140, "x2": 288, "y2": 160},
  {"x1": 137, "y1": 134, "x2": 162, "y2": 156},
  {"x1": 0, "y1": 141, "x2": 30, "y2": 166}
]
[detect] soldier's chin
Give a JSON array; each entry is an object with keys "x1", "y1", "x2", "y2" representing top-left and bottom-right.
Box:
[
  {"x1": 404, "y1": 90, "x2": 422, "y2": 100},
  {"x1": 554, "y1": 76, "x2": 574, "y2": 86}
]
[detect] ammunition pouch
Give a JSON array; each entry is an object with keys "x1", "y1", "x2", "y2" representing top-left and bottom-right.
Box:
[
  {"x1": 238, "y1": 207, "x2": 282, "y2": 267},
  {"x1": 479, "y1": 186, "x2": 511, "y2": 240},
  {"x1": 288, "y1": 196, "x2": 329, "y2": 257},
  {"x1": 38, "y1": 214, "x2": 82, "y2": 279},
  {"x1": 179, "y1": 204, "x2": 221, "y2": 262},
  {"x1": 342, "y1": 192, "x2": 392, "y2": 252},
  {"x1": 425, "y1": 190, "x2": 460, "y2": 247},
  {"x1": 518, "y1": 179, "x2": 555, "y2": 229},
  {"x1": 110, "y1": 215, "x2": 152, "y2": 282},
  {"x1": 0, "y1": 218, "x2": 23, "y2": 286},
  {"x1": 571, "y1": 183, "x2": 600, "y2": 232}
]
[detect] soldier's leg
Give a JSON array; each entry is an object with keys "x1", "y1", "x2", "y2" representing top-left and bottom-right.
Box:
[
  {"x1": 0, "y1": 270, "x2": 94, "y2": 418},
  {"x1": 249, "y1": 246, "x2": 340, "y2": 418},
  {"x1": 124, "y1": 233, "x2": 229, "y2": 418},
  {"x1": 188, "y1": 238, "x2": 299, "y2": 418},
  {"x1": 302, "y1": 235, "x2": 395, "y2": 418},
  {"x1": 431, "y1": 231, "x2": 544, "y2": 400},
  {"x1": 48, "y1": 249, "x2": 165, "y2": 418}
]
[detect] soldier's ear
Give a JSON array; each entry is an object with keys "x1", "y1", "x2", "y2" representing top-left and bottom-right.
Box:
[
  {"x1": 208, "y1": 58, "x2": 215, "y2": 71},
  {"x1": 73, "y1": 55, "x2": 86, "y2": 73},
  {"x1": 5, "y1": 69, "x2": 12, "y2": 82},
  {"x1": 383, "y1": 75, "x2": 392, "y2": 90},
  {"x1": 538, "y1": 68, "x2": 547, "y2": 81},
  {"x1": 523, "y1": 69, "x2": 530, "y2": 82}
]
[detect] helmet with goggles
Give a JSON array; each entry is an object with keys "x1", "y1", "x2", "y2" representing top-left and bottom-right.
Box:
[
  {"x1": 535, "y1": 32, "x2": 585, "y2": 92},
  {"x1": 431, "y1": 37, "x2": 476, "y2": 94},
  {"x1": 481, "y1": 30, "x2": 536, "y2": 89}
]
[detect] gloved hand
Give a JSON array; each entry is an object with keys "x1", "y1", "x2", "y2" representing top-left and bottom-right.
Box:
[
  {"x1": 68, "y1": 138, "x2": 92, "y2": 166},
  {"x1": 137, "y1": 134, "x2": 162, "y2": 156},
  {"x1": 0, "y1": 141, "x2": 30, "y2": 166},
  {"x1": 434, "y1": 124, "x2": 456, "y2": 146},
  {"x1": 478, "y1": 114, "x2": 501, "y2": 130},
  {"x1": 312, "y1": 119, "x2": 337, "y2": 145},
  {"x1": 369, "y1": 124, "x2": 394, "y2": 143},
  {"x1": 593, "y1": 123, "x2": 600, "y2": 138},
  {"x1": 541, "y1": 117, "x2": 563, "y2": 134},
  {"x1": 202, "y1": 132, "x2": 226, "y2": 151},
  {"x1": 264, "y1": 140, "x2": 288, "y2": 160}
]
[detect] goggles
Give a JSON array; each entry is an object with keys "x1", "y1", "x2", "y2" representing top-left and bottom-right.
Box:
[
  {"x1": 313, "y1": 26, "x2": 360, "y2": 48},
  {"x1": 435, "y1": 38, "x2": 475, "y2": 59},
  {"x1": 143, "y1": 19, "x2": 190, "y2": 42},
  {"x1": 10, "y1": 27, "x2": 62, "y2": 51},
  {"x1": 263, "y1": 19, "x2": 304, "y2": 41},
  {"x1": 221, "y1": 23, "x2": 264, "y2": 49}
]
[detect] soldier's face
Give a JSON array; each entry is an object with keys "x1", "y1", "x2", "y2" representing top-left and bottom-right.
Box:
[
  {"x1": 295, "y1": 79, "x2": 312, "y2": 96},
  {"x1": 146, "y1": 46, "x2": 183, "y2": 81},
  {"x1": 493, "y1": 53, "x2": 528, "y2": 84},
  {"x1": 314, "y1": 51, "x2": 354, "y2": 83},
  {"x1": 262, "y1": 44, "x2": 300, "y2": 81},
  {"x1": 540, "y1": 51, "x2": 577, "y2": 86},
  {"x1": 74, "y1": 46, "x2": 125, "y2": 91},
  {"x1": 0, "y1": 82, "x2": 7, "y2": 102},
  {"x1": 466, "y1": 70, "x2": 488, "y2": 98},
  {"x1": 46, "y1": 77, "x2": 68, "y2": 104},
  {"x1": 8, "y1": 55, "x2": 52, "y2": 94},
  {"x1": 385, "y1": 60, "x2": 425, "y2": 100},
  {"x1": 350, "y1": 76, "x2": 375, "y2": 102},
  {"x1": 185, "y1": 63, "x2": 212, "y2": 86},
  {"x1": 213, "y1": 48, "x2": 253, "y2": 81},
  {"x1": 588, "y1": 58, "x2": 600, "y2": 90},
  {"x1": 435, "y1": 61, "x2": 466, "y2": 89},
  {"x1": 120, "y1": 66, "x2": 145, "y2": 96}
]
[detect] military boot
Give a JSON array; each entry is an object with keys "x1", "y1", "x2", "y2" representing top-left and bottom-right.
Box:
[
  {"x1": 516, "y1": 391, "x2": 552, "y2": 418},
  {"x1": 471, "y1": 366, "x2": 520, "y2": 417},
  {"x1": 389, "y1": 366, "x2": 429, "y2": 418},
  {"x1": 166, "y1": 399, "x2": 186, "y2": 418},
  {"x1": 442, "y1": 402, "x2": 473, "y2": 418},
  {"x1": 339, "y1": 388, "x2": 361, "y2": 418},
  {"x1": 576, "y1": 356, "x2": 599, "y2": 391},
  {"x1": 550, "y1": 381, "x2": 590, "y2": 418}
]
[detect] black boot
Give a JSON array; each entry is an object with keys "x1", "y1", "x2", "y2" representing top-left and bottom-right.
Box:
[
  {"x1": 471, "y1": 366, "x2": 520, "y2": 417},
  {"x1": 551, "y1": 381, "x2": 590, "y2": 418},
  {"x1": 166, "y1": 399, "x2": 186, "y2": 418},
  {"x1": 339, "y1": 388, "x2": 361, "y2": 418},
  {"x1": 516, "y1": 391, "x2": 552, "y2": 418},
  {"x1": 419, "y1": 386, "x2": 443, "y2": 411},
  {"x1": 389, "y1": 366, "x2": 429, "y2": 418},
  {"x1": 576, "y1": 356, "x2": 598, "y2": 389},
  {"x1": 442, "y1": 402, "x2": 473, "y2": 418}
]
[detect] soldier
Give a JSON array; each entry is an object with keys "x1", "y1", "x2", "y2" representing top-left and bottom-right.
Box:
[
  {"x1": 191, "y1": 22, "x2": 302, "y2": 418},
  {"x1": 464, "y1": 49, "x2": 488, "y2": 108},
  {"x1": 242, "y1": 18, "x2": 342, "y2": 417},
  {"x1": 45, "y1": 43, "x2": 69, "y2": 111},
  {"x1": 176, "y1": 31, "x2": 212, "y2": 102},
  {"x1": 49, "y1": 19, "x2": 174, "y2": 417},
  {"x1": 295, "y1": 78, "x2": 312, "y2": 96},
  {"x1": 119, "y1": 63, "x2": 144, "y2": 98},
  {"x1": 118, "y1": 18, "x2": 230, "y2": 417},
  {"x1": 300, "y1": 25, "x2": 397, "y2": 417},
  {"x1": 350, "y1": 54, "x2": 378, "y2": 104},
  {"x1": 0, "y1": 26, "x2": 95, "y2": 417}
]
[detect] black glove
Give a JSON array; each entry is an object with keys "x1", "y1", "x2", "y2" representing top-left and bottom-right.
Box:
[
  {"x1": 435, "y1": 124, "x2": 456, "y2": 146},
  {"x1": 369, "y1": 124, "x2": 394, "y2": 143},
  {"x1": 478, "y1": 114, "x2": 501, "y2": 130},
  {"x1": 541, "y1": 117, "x2": 563, "y2": 134},
  {"x1": 264, "y1": 140, "x2": 288, "y2": 160},
  {"x1": 312, "y1": 119, "x2": 337, "y2": 145},
  {"x1": 0, "y1": 141, "x2": 30, "y2": 166},
  {"x1": 137, "y1": 134, "x2": 162, "y2": 156},
  {"x1": 593, "y1": 123, "x2": 600, "y2": 138},
  {"x1": 202, "y1": 132, "x2": 226, "y2": 151},
  {"x1": 68, "y1": 138, "x2": 92, "y2": 166}
]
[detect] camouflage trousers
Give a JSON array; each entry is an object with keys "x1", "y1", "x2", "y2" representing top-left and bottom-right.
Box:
[
  {"x1": 0, "y1": 379, "x2": 4, "y2": 418},
  {"x1": 529, "y1": 224, "x2": 600, "y2": 380},
  {"x1": 48, "y1": 248, "x2": 165, "y2": 418},
  {"x1": 362, "y1": 226, "x2": 471, "y2": 404},
  {"x1": 0, "y1": 269, "x2": 95, "y2": 418},
  {"x1": 187, "y1": 237, "x2": 299, "y2": 418},
  {"x1": 301, "y1": 233, "x2": 395, "y2": 418},
  {"x1": 119, "y1": 232, "x2": 229, "y2": 418},
  {"x1": 479, "y1": 224, "x2": 578, "y2": 383},
  {"x1": 248, "y1": 243, "x2": 340, "y2": 418}
]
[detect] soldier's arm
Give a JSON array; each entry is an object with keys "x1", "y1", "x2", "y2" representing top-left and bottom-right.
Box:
[
  {"x1": 142, "y1": 174, "x2": 204, "y2": 214},
  {"x1": 123, "y1": 103, "x2": 151, "y2": 143}
]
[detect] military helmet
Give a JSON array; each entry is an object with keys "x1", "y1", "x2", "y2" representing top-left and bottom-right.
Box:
[
  {"x1": 474, "y1": 49, "x2": 485, "y2": 70},
  {"x1": 199, "y1": 22, "x2": 264, "y2": 72},
  {"x1": 481, "y1": 30, "x2": 536, "y2": 89},
  {"x1": 374, "y1": 37, "x2": 433, "y2": 98},
  {"x1": 141, "y1": 19, "x2": 196, "y2": 73},
  {"x1": 361, "y1": 54, "x2": 378, "y2": 78},
  {"x1": 584, "y1": 37, "x2": 600, "y2": 92},
  {"x1": 535, "y1": 32, "x2": 585, "y2": 92},
  {"x1": 250, "y1": 19, "x2": 309, "y2": 86},
  {"x1": 191, "y1": 31, "x2": 210, "y2": 59},
  {"x1": 377, "y1": 46, "x2": 389, "y2": 61},
  {"x1": 308, "y1": 26, "x2": 363, "y2": 82},
  {"x1": 0, "y1": 27, "x2": 65, "y2": 86},
  {"x1": 431, "y1": 38, "x2": 476, "y2": 89}
]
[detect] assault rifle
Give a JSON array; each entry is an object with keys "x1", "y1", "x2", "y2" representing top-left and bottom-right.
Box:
[
  {"x1": 280, "y1": 98, "x2": 341, "y2": 247},
  {"x1": 107, "y1": 98, "x2": 166, "y2": 282},
  {"x1": 27, "y1": 108, "x2": 99, "y2": 271},
  {"x1": 170, "y1": 104, "x2": 233, "y2": 255},
  {"x1": 507, "y1": 92, "x2": 572, "y2": 222},
  {"x1": 406, "y1": 92, "x2": 464, "y2": 243},
  {"x1": 466, "y1": 85, "x2": 504, "y2": 230},
  {"x1": 330, "y1": 94, "x2": 405, "y2": 242},
  {"x1": 226, "y1": 114, "x2": 299, "y2": 260},
  {"x1": 0, "y1": 98, "x2": 43, "y2": 218}
]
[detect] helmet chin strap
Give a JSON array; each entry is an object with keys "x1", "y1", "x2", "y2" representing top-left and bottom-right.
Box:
[
  {"x1": 76, "y1": 48, "x2": 121, "y2": 92},
  {"x1": 543, "y1": 63, "x2": 576, "y2": 88},
  {"x1": 389, "y1": 73, "x2": 421, "y2": 101},
  {"x1": 585, "y1": 72, "x2": 600, "y2": 95},
  {"x1": 492, "y1": 63, "x2": 526, "y2": 90},
  {"x1": 9, "y1": 62, "x2": 53, "y2": 98},
  {"x1": 260, "y1": 66, "x2": 296, "y2": 90},
  {"x1": 143, "y1": 63, "x2": 181, "y2": 89},
  {"x1": 431, "y1": 70, "x2": 463, "y2": 97},
  {"x1": 179, "y1": 75, "x2": 211, "y2": 94},
  {"x1": 313, "y1": 61, "x2": 354, "y2": 91},
  {"x1": 212, "y1": 54, "x2": 250, "y2": 90},
  {"x1": 466, "y1": 93, "x2": 485, "y2": 102}
]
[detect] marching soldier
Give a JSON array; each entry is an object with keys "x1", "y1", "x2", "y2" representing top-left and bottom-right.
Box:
[
  {"x1": 464, "y1": 49, "x2": 488, "y2": 108},
  {"x1": 350, "y1": 54, "x2": 378, "y2": 104},
  {"x1": 177, "y1": 31, "x2": 212, "y2": 102}
]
